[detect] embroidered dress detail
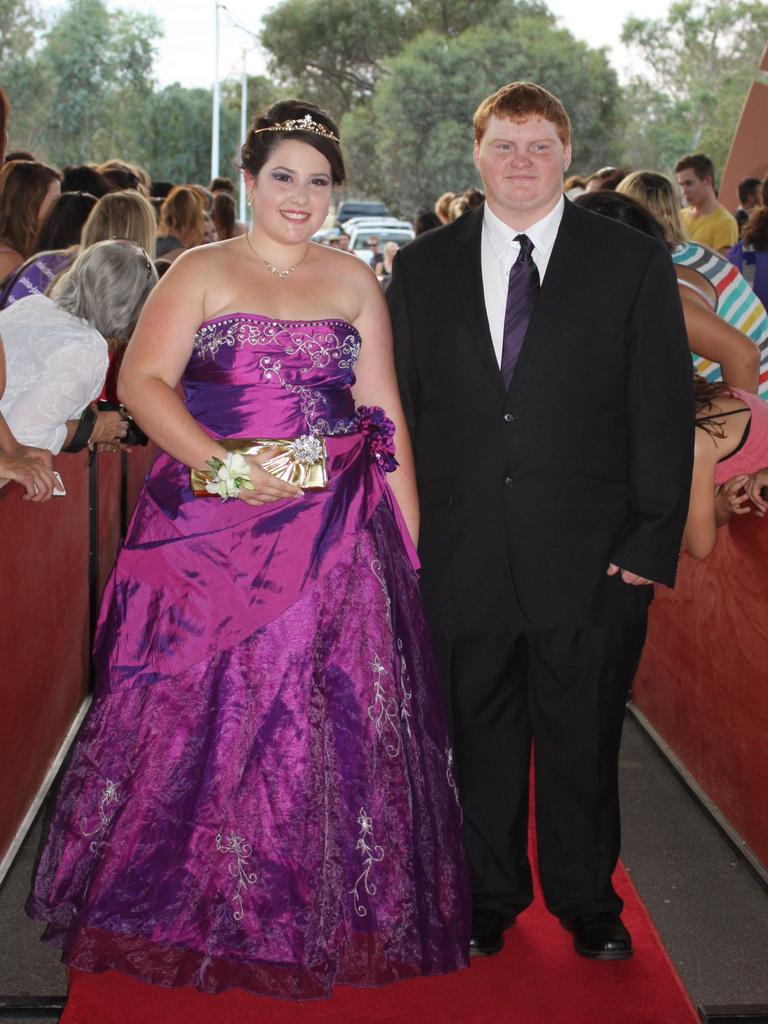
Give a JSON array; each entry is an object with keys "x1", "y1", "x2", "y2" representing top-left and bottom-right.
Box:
[
  {"x1": 350, "y1": 808, "x2": 385, "y2": 918},
  {"x1": 397, "y1": 637, "x2": 413, "y2": 740},
  {"x1": 370, "y1": 558, "x2": 392, "y2": 632},
  {"x1": 445, "y1": 746, "x2": 462, "y2": 820},
  {"x1": 80, "y1": 780, "x2": 120, "y2": 852},
  {"x1": 367, "y1": 653, "x2": 402, "y2": 758},
  {"x1": 216, "y1": 830, "x2": 258, "y2": 922}
]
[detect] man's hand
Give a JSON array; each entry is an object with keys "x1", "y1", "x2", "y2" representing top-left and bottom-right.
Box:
[{"x1": 606, "y1": 563, "x2": 653, "y2": 586}]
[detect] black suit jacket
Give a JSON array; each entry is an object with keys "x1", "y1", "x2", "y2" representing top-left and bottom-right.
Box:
[{"x1": 387, "y1": 200, "x2": 694, "y2": 633}]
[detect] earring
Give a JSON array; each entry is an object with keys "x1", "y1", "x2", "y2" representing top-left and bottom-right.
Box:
[{"x1": 247, "y1": 193, "x2": 253, "y2": 207}]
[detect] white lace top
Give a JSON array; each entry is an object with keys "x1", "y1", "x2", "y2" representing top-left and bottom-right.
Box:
[{"x1": 0, "y1": 294, "x2": 108, "y2": 453}]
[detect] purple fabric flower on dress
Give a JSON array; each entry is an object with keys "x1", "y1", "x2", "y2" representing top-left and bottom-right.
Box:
[{"x1": 357, "y1": 405, "x2": 398, "y2": 473}]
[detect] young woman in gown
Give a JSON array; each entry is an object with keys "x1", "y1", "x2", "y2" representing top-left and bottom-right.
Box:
[{"x1": 28, "y1": 100, "x2": 470, "y2": 1000}]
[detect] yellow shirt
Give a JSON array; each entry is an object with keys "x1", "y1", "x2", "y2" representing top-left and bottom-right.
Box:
[{"x1": 681, "y1": 204, "x2": 738, "y2": 251}]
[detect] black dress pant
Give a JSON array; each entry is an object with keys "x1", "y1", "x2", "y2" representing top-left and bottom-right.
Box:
[{"x1": 448, "y1": 588, "x2": 647, "y2": 921}]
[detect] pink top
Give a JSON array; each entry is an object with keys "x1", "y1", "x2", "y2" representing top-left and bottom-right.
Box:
[{"x1": 713, "y1": 387, "x2": 768, "y2": 485}]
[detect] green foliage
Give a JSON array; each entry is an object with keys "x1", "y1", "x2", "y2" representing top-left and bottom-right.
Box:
[
  {"x1": 366, "y1": 22, "x2": 622, "y2": 216},
  {"x1": 0, "y1": 0, "x2": 51, "y2": 153},
  {"x1": 261, "y1": 0, "x2": 407, "y2": 118},
  {"x1": 401, "y1": 0, "x2": 554, "y2": 36},
  {"x1": 621, "y1": 0, "x2": 768, "y2": 175}
]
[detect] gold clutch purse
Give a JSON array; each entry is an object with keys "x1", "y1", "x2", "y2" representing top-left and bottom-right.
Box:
[{"x1": 190, "y1": 434, "x2": 328, "y2": 496}]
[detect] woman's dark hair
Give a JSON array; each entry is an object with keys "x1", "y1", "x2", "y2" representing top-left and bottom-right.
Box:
[
  {"x1": 587, "y1": 166, "x2": 632, "y2": 192},
  {"x1": 414, "y1": 209, "x2": 441, "y2": 235},
  {"x1": 212, "y1": 191, "x2": 236, "y2": 240},
  {"x1": 744, "y1": 206, "x2": 768, "y2": 251},
  {"x1": 210, "y1": 176, "x2": 235, "y2": 194},
  {"x1": 0, "y1": 160, "x2": 62, "y2": 257},
  {"x1": 32, "y1": 191, "x2": 98, "y2": 252},
  {"x1": 5, "y1": 149, "x2": 34, "y2": 163},
  {"x1": 693, "y1": 374, "x2": 735, "y2": 437},
  {"x1": 762, "y1": 178, "x2": 768, "y2": 207},
  {"x1": 463, "y1": 187, "x2": 484, "y2": 209},
  {"x1": 98, "y1": 159, "x2": 141, "y2": 192},
  {"x1": 61, "y1": 164, "x2": 110, "y2": 198},
  {"x1": 573, "y1": 190, "x2": 667, "y2": 245},
  {"x1": 240, "y1": 99, "x2": 345, "y2": 186}
]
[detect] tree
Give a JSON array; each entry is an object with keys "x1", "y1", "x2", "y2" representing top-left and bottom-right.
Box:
[
  {"x1": 0, "y1": 0, "x2": 51, "y2": 154},
  {"x1": 362, "y1": 22, "x2": 622, "y2": 216},
  {"x1": 621, "y1": 0, "x2": 768, "y2": 174},
  {"x1": 39, "y1": 0, "x2": 161, "y2": 167},
  {"x1": 402, "y1": 0, "x2": 553, "y2": 37},
  {"x1": 260, "y1": 0, "x2": 407, "y2": 119}
]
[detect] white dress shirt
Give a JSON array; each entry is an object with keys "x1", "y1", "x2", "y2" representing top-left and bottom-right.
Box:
[
  {"x1": 480, "y1": 196, "x2": 565, "y2": 365},
  {"x1": 0, "y1": 294, "x2": 108, "y2": 454}
]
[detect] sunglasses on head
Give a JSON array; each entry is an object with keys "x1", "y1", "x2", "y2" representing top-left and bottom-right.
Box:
[{"x1": 110, "y1": 236, "x2": 154, "y2": 278}]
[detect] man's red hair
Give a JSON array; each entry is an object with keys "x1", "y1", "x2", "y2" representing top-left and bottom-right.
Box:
[{"x1": 474, "y1": 82, "x2": 571, "y2": 147}]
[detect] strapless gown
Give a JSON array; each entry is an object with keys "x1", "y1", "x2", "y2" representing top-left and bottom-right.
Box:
[{"x1": 27, "y1": 314, "x2": 470, "y2": 999}]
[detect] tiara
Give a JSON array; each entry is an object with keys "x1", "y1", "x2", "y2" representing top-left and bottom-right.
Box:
[{"x1": 253, "y1": 114, "x2": 340, "y2": 144}]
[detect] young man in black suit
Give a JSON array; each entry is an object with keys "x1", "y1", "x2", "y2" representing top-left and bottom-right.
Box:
[{"x1": 387, "y1": 82, "x2": 694, "y2": 961}]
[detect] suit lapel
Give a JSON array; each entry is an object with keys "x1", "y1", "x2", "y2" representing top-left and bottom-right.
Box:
[
  {"x1": 507, "y1": 199, "x2": 581, "y2": 398},
  {"x1": 450, "y1": 207, "x2": 505, "y2": 397}
]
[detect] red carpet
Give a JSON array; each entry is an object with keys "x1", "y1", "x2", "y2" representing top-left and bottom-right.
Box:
[{"x1": 60, "y1": 861, "x2": 697, "y2": 1024}]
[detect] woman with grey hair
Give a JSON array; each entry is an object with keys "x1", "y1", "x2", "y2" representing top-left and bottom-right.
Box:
[{"x1": 0, "y1": 239, "x2": 157, "y2": 455}]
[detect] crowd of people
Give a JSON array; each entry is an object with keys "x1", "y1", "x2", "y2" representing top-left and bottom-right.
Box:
[
  {"x1": 0, "y1": 78, "x2": 765, "y2": 550},
  {"x1": 1, "y1": 76, "x2": 766, "y2": 1014}
]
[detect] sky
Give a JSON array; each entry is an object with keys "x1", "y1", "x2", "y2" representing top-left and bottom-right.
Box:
[{"x1": 37, "y1": 0, "x2": 672, "y2": 90}]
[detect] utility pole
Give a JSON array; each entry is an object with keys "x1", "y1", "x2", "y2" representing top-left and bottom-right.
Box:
[
  {"x1": 210, "y1": 1, "x2": 222, "y2": 182},
  {"x1": 239, "y1": 47, "x2": 248, "y2": 224}
]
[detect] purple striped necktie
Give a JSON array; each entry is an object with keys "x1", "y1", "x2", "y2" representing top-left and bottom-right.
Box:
[{"x1": 500, "y1": 233, "x2": 540, "y2": 390}]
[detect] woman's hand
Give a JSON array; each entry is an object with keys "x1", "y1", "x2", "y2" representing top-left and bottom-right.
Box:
[
  {"x1": 743, "y1": 468, "x2": 768, "y2": 516},
  {"x1": 0, "y1": 450, "x2": 56, "y2": 501},
  {"x1": 714, "y1": 475, "x2": 751, "y2": 524},
  {"x1": 88, "y1": 407, "x2": 129, "y2": 451},
  {"x1": 236, "y1": 449, "x2": 303, "y2": 506}
]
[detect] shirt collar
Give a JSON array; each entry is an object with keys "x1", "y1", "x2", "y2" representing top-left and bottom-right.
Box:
[{"x1": 483, "y1": 195, "x2": 565, "y2": 263}]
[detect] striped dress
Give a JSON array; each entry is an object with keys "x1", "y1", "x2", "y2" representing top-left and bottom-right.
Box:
[{"x1": 673, "y1": 242, "x2": 768, "y2": 396}]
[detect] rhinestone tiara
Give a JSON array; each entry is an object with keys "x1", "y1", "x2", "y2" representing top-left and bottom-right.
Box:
[{"x1": 253, "y1": 114, "x2": 340, "y2": 144}]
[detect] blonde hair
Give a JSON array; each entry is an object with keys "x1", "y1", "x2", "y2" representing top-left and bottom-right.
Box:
[
  {"x1": 81, "y1": 190, "x2": 157, "y2": 254},
  {"x1": 434, "y1": 192, "x2": 456, "y2": 224},
  {"x1": 616, "y1": 171, "x2": 687, "y2": 246}
]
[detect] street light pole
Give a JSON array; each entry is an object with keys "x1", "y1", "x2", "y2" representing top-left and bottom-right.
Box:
[
  {"x1": 239, "y1": 47, "x2": 248, "y2": 225},
  {"x1": 210, "y1": 1, "x2": 221, "y2": 182}
]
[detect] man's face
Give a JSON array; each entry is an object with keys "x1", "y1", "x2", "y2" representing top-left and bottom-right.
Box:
[
  {"x1": 337, "y1": 232, "x2": 350, "y2": 250},
  {"x1": 473, "y1": 114, "x2": 571, "y2": 226},
  {"x1": 676, "y1": 169, "x2": 710, "y2": 208}
]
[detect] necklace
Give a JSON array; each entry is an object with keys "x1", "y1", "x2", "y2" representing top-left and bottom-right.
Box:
[{"x1": 244, "y1": 233, "x2": 306, "y2": 283}]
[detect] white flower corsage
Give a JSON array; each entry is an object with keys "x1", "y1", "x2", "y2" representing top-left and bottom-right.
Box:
[{"x1": 204, "y1": 452, "x2": 256, "y2": 501}]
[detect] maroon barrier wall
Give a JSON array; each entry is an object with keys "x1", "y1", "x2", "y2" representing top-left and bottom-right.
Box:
[
  {"x1": 0, "y1": 446, "x2": 156, "y2": 868},
  {"x1": 633, "y1": 512, "x2": 768, "y2": 872}
]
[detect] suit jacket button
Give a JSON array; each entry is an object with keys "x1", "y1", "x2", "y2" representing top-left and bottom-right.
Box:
[
  {"x1": 504, "y1": 475, "x2": 515, "y2": 487},
  {"x1": 503, "y1": 413, "x2": 516, "y2": 422}
]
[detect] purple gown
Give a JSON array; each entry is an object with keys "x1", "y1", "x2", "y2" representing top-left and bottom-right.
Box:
[{"x1": 28, "y1": 314, "x2": 470, "y2": 999}]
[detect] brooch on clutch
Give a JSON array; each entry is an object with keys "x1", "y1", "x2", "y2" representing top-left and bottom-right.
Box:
[{"x1": 191, "y1": 434, "x2": 329, "y2": 499}]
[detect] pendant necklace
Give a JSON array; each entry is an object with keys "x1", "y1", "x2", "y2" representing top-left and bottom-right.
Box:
[{"x1": 244, "y1": 233, "x2": 306, "y2": 283}]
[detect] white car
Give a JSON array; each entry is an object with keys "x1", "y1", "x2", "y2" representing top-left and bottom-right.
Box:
[{"x1": 344, "y1": 219, "x2": 415, "y2": 265}]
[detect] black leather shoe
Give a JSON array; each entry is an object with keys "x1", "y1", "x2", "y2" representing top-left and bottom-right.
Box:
[
  {"x1": 469, "y1": 907, "x2": 516, "y2": 957},
  {"x1": 562, "y1": 912, "x2": 633, "y2": 960}
]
